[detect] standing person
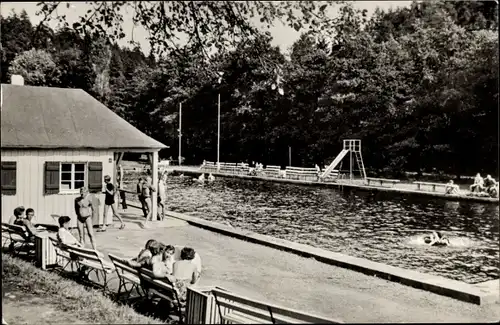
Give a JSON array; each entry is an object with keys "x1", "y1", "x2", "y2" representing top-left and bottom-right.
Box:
[
  {"x1": 116, "y1": 173, "x2": 127, "y2": 210},
  {"x1": 99, "y1": 175, "x2": 125, "y2": 232},
  {"x1": 137, "y1": 177, "x2": 147, "y2": 218},
  {"x1": 470, "y1": 173, "x2": 484, "y2": 193},
  {"x1": 74, "y1": 187, "x2": 98, "y2": 249},
  {"x1": 143, "y1": 176, "x2": 156, "y2": 221},
  {"x1": 158, "y1": 173, "x2": 167, "y2": 221}
]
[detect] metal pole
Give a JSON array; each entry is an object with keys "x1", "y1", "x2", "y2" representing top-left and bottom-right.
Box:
[
  {"x1": 217, "y1": 92, "x2": 221, "y2": 171},
  {"x1": 349, "y1": 142, "x2": 353, "y2": 182},
  {"x1": 178, "y1": 102, "x2": 182, "y2": 166},
  {"x1": 288, "y1": 146, "x2": 291, "y2": 166}
]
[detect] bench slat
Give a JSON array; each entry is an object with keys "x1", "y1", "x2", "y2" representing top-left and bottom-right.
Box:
[
  {"x1": 212, "y1": 289, "x2": 341, "y2": 324},
  {"x1": 222, "y1": 311, "x2": 268, "y2": 324},
  {"x1": 216, "y1": 300, "x2": 276, "y2": 324}
]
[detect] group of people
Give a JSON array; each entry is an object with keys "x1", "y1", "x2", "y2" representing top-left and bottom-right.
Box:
[
  {"x1": 127, "y1": 239, "x2": 201, "y2": 301},
  {"x1": 469, "y1": 173, "x2": 498, "y2": 197},
  {"x1": 136, "y1": 172, "x2": 168, "y2": 221},
  {"x1": 7, "y1": 207, "x2": 46, "y2": 244},
  {"x1": 195, "y1": 173, "x2": 215, "y2": 184}
]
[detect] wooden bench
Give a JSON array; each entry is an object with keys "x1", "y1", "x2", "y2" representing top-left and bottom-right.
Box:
[
  {"x1": 211, "y1": 288, "x2": 342, "y2": 324},
  {"x1": 220, "y1": 162, "x2": 238, "y2": 174},
  {"x1": 202, "y1": 161, "x2": 218, "y2": 173},
  {"x1": 236, "y1": 163, "x2": 250, "y2": 175},
  {"x1": 138, "y1": 267, "x2": 185, "y2": 322},
  {"x1": 108, "y1": 253, "x2": 144, "y2": 302},
  {"x1": 48, "y1": 236, "x2": 78, "y2": 274},
  {"x1": 286, "y1": 166, "x2": 319, "y2": 181},
  {"x1": 2, "y1": 223, "x2": 35, "y2": 257},
  {"x1": 414, "y1": 181, "x2": 448, "y2": 192},
  {"x1": 366, "y1": 177, "x2": 401, "y2": 187},
  {"x1": 264, "y1": 165, "x2": 281, "y2": 178},
  {"x1": 65, "y1": 245, "x2": 115, "y2": 293}
]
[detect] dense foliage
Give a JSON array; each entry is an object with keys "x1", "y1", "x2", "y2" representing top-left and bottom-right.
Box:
[{"x1": 1, "y1": 1, "x2": 498, "y2": 177}]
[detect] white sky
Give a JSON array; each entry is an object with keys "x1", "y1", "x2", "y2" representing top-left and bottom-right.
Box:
[{"x1": 1, "y1": 1, "x2": 412, "y2": 54}]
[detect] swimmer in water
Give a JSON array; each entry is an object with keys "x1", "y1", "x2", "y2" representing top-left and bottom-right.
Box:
[
  {"x1": 208, "y1": 173, "x2": 215, "y2": 182},
  {"x1": 423, "y1": 231, "x2": 450, "y2": 246}
]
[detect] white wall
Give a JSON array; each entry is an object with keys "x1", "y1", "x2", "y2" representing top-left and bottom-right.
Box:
[{"x1": 1, "y1": 149, "x2": 115, "y2": 228}]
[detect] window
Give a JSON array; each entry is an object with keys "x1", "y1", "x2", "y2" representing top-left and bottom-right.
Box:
[
  {"x1": 45, "y1": 161, "x2": 102, "y2": 195},
  {"x1": 60, "y1": 163, "x2": 86, "y2": 192},
  {"x1": 1, "y1": 161, "x2": 17, "y2": 195}
]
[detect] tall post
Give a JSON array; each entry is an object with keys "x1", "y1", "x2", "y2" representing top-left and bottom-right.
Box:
[
  {"x1": 288, "y1": 146, "x2": 291, "y2": 166},
  {"x1": 178, "y1": 102, "x2": 182, "y2": 166},
  {"x1": 349, "y1": 141, "x2": 353, "y2": 182},
  {"x1": 217, "y1": 92, "x2": 221, "y2": 171},
  {"x1": 151, "y1": 151, "x2": 159, "y2": 221}
]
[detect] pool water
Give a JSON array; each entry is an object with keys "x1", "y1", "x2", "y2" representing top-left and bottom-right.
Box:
[{"x1": 144, "y1": 176, "x2": 499, "y2": 284}]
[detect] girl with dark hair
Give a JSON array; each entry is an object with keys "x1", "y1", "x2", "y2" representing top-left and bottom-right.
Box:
[
  {"x1": 127, "y1": 239, "x2": 158, "y2": 268},
  {"x1": 172, "y1": 247, "x2": 200, "y2": 301}
]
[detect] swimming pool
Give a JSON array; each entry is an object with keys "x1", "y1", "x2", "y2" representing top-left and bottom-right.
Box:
[{"x1": 142, "y1": 176, "x2": 499, "y2": 284}]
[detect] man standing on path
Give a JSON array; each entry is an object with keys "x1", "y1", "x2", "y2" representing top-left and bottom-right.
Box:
[
  {"x1": 98, "y1": 175, "x2": 125, "y2": 232},
  {"x1": 74, "y1": 187, "x2": 98, "y2": 249},
  {"x1": 143, "y1": 176, "x2": 156, "y2": 222}
]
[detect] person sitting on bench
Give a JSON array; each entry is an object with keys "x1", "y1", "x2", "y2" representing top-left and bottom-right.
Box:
[
  {"x1": 152, "y1": 245, "x2": 176, "y2": 277},
  {"x1": 423, "y1": 231, "x2": 449, "y2": 246},
  {"x1": 171, "y1": 247, "x2": 200, "y2": 302},
  {"x1": 470, "y1": 173, "x2": 484, "y2": 193},
  {"x1": 57, "y1": 216, "x2": 82, "y2": 247},
  {"x1": 484, "y1": 175, "x2": 497, "y2": 196},
  {"x1": 445, "y1": 180, "x2": 459, "y2": 195},
  {"x1": 8, "y1": 206, "x2": 37, "y2": 240},
  {"x1": 127, "y1": 239, "x2": 158, "y2": 268}
]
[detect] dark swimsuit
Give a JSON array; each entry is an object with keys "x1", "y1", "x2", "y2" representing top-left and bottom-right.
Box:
[{"x1": 75, "y1": 195, "x2": 92, "y2": 223}]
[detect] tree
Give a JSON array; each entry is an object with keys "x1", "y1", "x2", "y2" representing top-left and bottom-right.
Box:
[
  {"x1": 0, "y1": 10, "x2": 34, "y2": 82},
  {"x1": 8, "y1": 48, "x2": 59, "y2": 86},
  {"x1": 35, "y1": 1, "x2": 341, "y2": 67}
]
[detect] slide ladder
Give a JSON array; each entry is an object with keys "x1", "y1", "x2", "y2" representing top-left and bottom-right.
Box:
[
  {"x1": 321, "y1": 149, "x2": 348, "y2": 179},
  {"x1": 354, "y1": 151, "x2": 367, "y2": 180}
]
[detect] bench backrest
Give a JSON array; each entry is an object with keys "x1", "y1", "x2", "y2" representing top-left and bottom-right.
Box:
[
  {"x1": 65, "y1": 244, "x2": 109, "y2": 268},
  {"x1": 108, "y1": 253, "x2": 140, "y2": 277},
  {"x1": 265, "y1": 165, "x2": 281, "y2": 171},
  {"x1": 212, "y1": 288, "x2": 342, "y2": 324},
  {"x1": 286, "y1": 167, "x2": 317, "y2": 172},
  {"x1": 4, "y1": 223, "x2": 28, "y2": 239},
  {"x1": 138, "y1": 267, "x2": 180, "y2": 300}
]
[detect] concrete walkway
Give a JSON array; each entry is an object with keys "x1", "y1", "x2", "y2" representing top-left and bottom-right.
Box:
[{"x1": 94, "y1": 214, "x2": 500, "y2": 323}]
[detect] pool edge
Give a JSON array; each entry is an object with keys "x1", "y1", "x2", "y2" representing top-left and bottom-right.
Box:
[
  {"x1": 171, "y1": 168, "x2": 499, "y2": 204},
  {"x1": 166, "y1": 210, "x2": 500, "y2": 306}
]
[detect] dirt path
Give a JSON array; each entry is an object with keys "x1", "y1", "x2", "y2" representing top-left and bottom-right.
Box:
[{"x1": 96, "y1": 223, "x2": 500, "y2": 323}]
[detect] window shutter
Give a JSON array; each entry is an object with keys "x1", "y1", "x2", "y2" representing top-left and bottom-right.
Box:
[
  {"x1": 88, "y1": 162, "x2": 103, "y2": 193},
  {"x1": 44, "y1": 162, "x2": 60, "y2": 195},
  {"x1": 1, "y1": 161, "x2": 17, "y2": 195}
]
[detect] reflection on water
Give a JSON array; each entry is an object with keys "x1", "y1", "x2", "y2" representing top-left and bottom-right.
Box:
[{"x1": 163, "y1": 177, "x2": 499, "y2": 284}]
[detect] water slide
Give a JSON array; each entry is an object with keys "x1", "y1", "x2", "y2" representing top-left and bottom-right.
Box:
[{"x1": 321, "y1": 149, "x2": 349, "y2": 179}]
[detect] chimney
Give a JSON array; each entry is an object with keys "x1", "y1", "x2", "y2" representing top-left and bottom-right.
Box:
[{"x1": 11, "y1": 74, "x2": 24, "y2": 86}]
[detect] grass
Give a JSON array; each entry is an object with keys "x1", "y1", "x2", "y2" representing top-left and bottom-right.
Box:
[{"x1": 2, "y1": 254, "x2": 165, "y2": 324}]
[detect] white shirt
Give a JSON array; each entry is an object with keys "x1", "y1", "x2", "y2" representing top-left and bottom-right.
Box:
[{"x1": 57, "y1": 228, "x2": 79, "y2": 246}]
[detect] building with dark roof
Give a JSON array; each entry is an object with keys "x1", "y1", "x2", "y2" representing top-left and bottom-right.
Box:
[{"x1": 1, "y1": 76, "x2": 168, "y2": 227}]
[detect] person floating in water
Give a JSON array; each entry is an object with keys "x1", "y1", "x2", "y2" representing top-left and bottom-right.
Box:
[
  {"x1": 208, "y1": 173, "x2": 215, "y2": 182},
  {"x1": 423, "y1": 231, "x2": 450, "y2": 246},
  {"x1": 194, "y1": 173, "x2": 205, "y2": 184}
]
